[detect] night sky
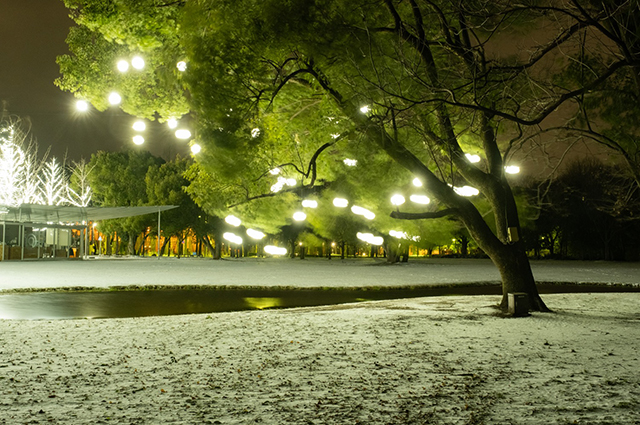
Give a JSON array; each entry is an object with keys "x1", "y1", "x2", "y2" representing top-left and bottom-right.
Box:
[{"x1": 0, "y1": 0, "x2": 186, "y2": 162}]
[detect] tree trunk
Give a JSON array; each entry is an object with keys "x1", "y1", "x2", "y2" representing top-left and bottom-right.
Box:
[
  {"x1": 160, "y1": 237, "x2": 171, "y2": 256},
  {"x1": 489, "y1": 242, "x2": 548, "y2": 312},
  {"x1": 202, "y1": 235, "x2": 215, "y2": 259}
]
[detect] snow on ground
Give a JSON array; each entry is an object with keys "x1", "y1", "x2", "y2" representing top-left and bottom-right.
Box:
[
  {"x1": 0, "y1": 258, "x2": 639, "y2": 424},
  {"x1": 2, "y1": 256, "x2": 640, "y2": 291},
  {"x1": 0, "y1": 293, "x2": 638, "y2": 424}
]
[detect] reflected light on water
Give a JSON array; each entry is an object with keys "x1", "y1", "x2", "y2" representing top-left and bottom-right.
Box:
[{"x1": 243, "y1": 297, "x2": 282, "y2": 310}]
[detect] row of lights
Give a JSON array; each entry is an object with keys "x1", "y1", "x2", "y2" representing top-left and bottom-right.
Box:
[{"x1": 75, "y1": 55, "x2": 201, "y2": 154}]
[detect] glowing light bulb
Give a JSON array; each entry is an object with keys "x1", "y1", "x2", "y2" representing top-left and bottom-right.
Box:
[
  {"x1": 117, "y1": 60, "x2": 129, "y2": 72},
  {"x1": 293, "y1": 211, "x2": 307, "y2": 221},
  {"x1": 505, "y1": 165, "x2": 520, "y2": 174},
  {"x1": 132, "y1": 135, "x2": 144, "y2": 145},
  {"x1": 246, "y1": 229, "x2": 265, "y2": 240},
  {"x1": 76, "y1": 100, "x2": 89, "y2": 112},
  {"x1": 132, "y1": 121, "x2": 146, "y2": 131},
  {"x1": 176, "y1": 61, "x2": 187, "y2": 72},
  {"x1": 343, "y1": 158, "x2": 357, "y2": 167},
  {"x1": 390, "y1": 194, "x2": 405, "y2": 206},
  {"x1": 190, "y1": 143, "x2": 201, "y2": 154},
  {"x1": 131, "y1": 56, "x2": 145, "y2": 70},
  {"x1": 108, "y1": 92, "x2": 122, "y2": 105},
  {"x1": 333, "y1": 198, "x2": 348, "y2": 208},
  {"x1": 412, "y1": 178, "x2": 423, "y2": 187},
  {"x1": 175, "y1": 129, "x2": 191, "y2": 139},
  {"x1": 301, "y1": 199, "x2": 318, "y2": 208},
  {"x1": 167, "y1": 118, "x2": 178, "y2": 129},
  {"x1": 225, "y1": 215, "x2": 241, "y2": 227},
  {"x1": 360, "y1": 105, "x2": 370, "y2": 114},
  {"x1": 466, "y1": 153, "x2": 481, "y2": 163},
  {"x1": 410, "y1": 194, "x2": 430, "y2": 204}
]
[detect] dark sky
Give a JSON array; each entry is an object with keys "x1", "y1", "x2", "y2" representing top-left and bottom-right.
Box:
[{"x1": 0, "y1": 0, "x2": 186, "y2": 162}]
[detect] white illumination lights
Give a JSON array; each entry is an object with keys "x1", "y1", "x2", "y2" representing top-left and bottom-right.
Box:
[
  {"x1": 176, "y1": 61, "x2": 187, "y2": 72},
  {"x1": 453, "y1": 186, "x2": 480, "y2": 197},
  {"x1": 333, "y1": 198, "x2": 349, "y2": 208},
  {"x1": 251, "y1": 128, "x2": 260, "y2": 138},
  {"x1": 285, "y1": 178, "x2": 296, "y2": 187},
  {"x1": 351, "y1": 205, "x2": 375, "y2": 220},
  {"x1": 225, "y1": 215, "x2": 242, "y2": 227},
  {"x1": 505, "y1": 165, "x2": 520, "y2": 174},
  {"x1": 175, "y1": 129, "x2": 192, "y2": 139},
  {"x1": 117, "y1": 60, "x2": 129, "y2": 72},
  {"x1": 390, "y1": 194, "x2": 405, "y2": 206},
  {"x1": 301, "y1": 199, "x2": 318, "y2": 208},
  {"x1": 131, "y1": 56, "x2": 145, "y2": 70},
  {"x1": 357, "y1": 232, "x2": 384, "y2": 245},
  {"x1": 292, "y1": 211, "x2": 307, "y2": 221},
  {"x1": 269, "y1": 168, "x2": 281, "y2": 175},
  {"x1": 412, "y1": 178, "x2": 423, "y2": 187},
  {"x1": 132, "y1": 135, "x2": 144, "y2": 145},
  {"x1": 343, "y1": 158, "x2": 357, "y2": 167},
  {"x1": 75, "y1": 100, "x2": 89, "y2": 112},
  {"x1": 108, "y1": 92, "x2": 122, "y2": 105},
  {"x1": 246, "y1": 228, "x2": 265, "y2": 240},
  {"x1": 132, "y1": 121, "x2": 146, "y2": 132},
  {"x1": 466, "y1": 153, "x2": 481, "y2": 163},
  {"x1": 167, "y1": 118, "x2": 178, "y2": 129},
  {"x1": 360, "y1": 105, "x2": 370, "y2": 114},
  {"x1": 410, "y1": 194, "x2": 430, "y2": 204},
  {"x1": 264, "y1": 245, "x2": 287, "y2": 256},
  {"x1": 223, "y1": 232, "x2": 243, "y2": 245},
  {"x1": 190, "y1": 143, "x2": 201, "y2": 155},
  {"x1": 331, "y1": 133, "x2": 340, "y2": 139}
]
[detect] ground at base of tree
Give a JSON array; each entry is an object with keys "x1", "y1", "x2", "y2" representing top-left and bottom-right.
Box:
[{"x1": 0, "y1": 293, "x2": 638, "y2": 424}]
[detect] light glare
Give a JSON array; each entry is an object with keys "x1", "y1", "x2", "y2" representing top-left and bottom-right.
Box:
[
  {"x1": 225, "y1": 215, "x2": 241, "y2": 227},
  {"x1": 117, "y1": 60, "x2": 129, "y2": 72},
  {"x1": 223, "y1": 232, "x2": 243, "y2": 245},
  {"x1": 132, "y1": 121, "x2": 146, "y2": 131},
  {"x1": 410, "y1": 194, "x2": 430, "y2": 204},
  {"x1": 505, "y1": 165, "x2": 520, "y2": 174},
  {"x1": 301, "y1": 199, "x2": 318, "y2": 208},
  {"x1": 264, "y1": 245, "x2": 287, "y2": 256},
  {"x1": 190, "y1": 143, "x2": 201, "y2": 154},
  {"x1": 175, "y1": 129, "x2": 192, "y2": 139},
  {"x1": 76, "y1": 100, "x2": 89, "y2": 112},
  {"x1": 390, "y1": 194, "x2": 405, "y2": 206},
  {"x1": 132, "y1": 135, "x2": 144, "y2": 145},
  {"x1": 176, "y1": 61, "x2": 187, "y2": 72},
  {"x1": 131, "y1": 56, "x2": 145, "y2": 70},
  {"x1": 466, "y1": 153, "x2": 481, "y2": 163},
  {"x1": 293, "y1": 211, "x2": 307, "y2": 221},
  {"x1": 333, "y1": 198, "x2": 349, "y2": 208},
  {"x1": 167, "y1": 118, "x2": 178, "y2": 129},
  {"x1": 246, "y1": 228, "x2": 265, "y2": 240},
  {"x1": 108, "y1": 92, "x2": 122, "y2": 105}
]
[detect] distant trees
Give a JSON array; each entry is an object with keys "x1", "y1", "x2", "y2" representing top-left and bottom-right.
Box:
[{"x1": 526, "y1": 160, "x2": 640, "y2": 261}]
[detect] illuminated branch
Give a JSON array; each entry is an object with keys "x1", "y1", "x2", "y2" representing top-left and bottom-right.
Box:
[{"x1": 390, "y1": 208, "x2": 459, "y2": 220}]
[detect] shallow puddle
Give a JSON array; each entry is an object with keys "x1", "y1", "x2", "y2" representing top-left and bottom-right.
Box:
[{"x1": 0, "y1": 284, "x2": 637, "y2": 320}]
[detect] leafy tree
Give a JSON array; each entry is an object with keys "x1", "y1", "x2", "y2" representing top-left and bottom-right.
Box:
[
  {"x1": 88, "y1": 149, "x2": 163, "y2": 254},
  {"x1": 56, "y1": 1, "x2": 640, "y2": 311},
  {"x1": 146, "y1": 156, "x2": 218, "y2": 257}
]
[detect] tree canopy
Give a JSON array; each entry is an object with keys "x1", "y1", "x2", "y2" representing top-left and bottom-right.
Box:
[{"x1": 57, "y1": 0, "x2": 640, "y2": 311}]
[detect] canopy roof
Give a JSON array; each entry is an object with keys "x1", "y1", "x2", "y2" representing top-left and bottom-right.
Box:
[{"x1": 0, "y1": 204, "x2": 178, "y2": 225}]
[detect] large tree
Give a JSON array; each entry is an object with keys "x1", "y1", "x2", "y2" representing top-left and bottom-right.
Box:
[{"x1": 57, "y1": 0, "x2": 640, "y2": 311}]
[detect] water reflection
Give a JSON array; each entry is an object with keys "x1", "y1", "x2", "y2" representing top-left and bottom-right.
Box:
[{"x1": 0, "y1": 284, "x2": 636, "y2": 320}]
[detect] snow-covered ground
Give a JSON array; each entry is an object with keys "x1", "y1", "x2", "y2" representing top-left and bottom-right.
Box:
[
  {"x1": 0, "y1": 258, "x2": 639, "y2": 424},
  {"x1": 2, "y1": 256, "x2": 640, "y2": 291}
]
